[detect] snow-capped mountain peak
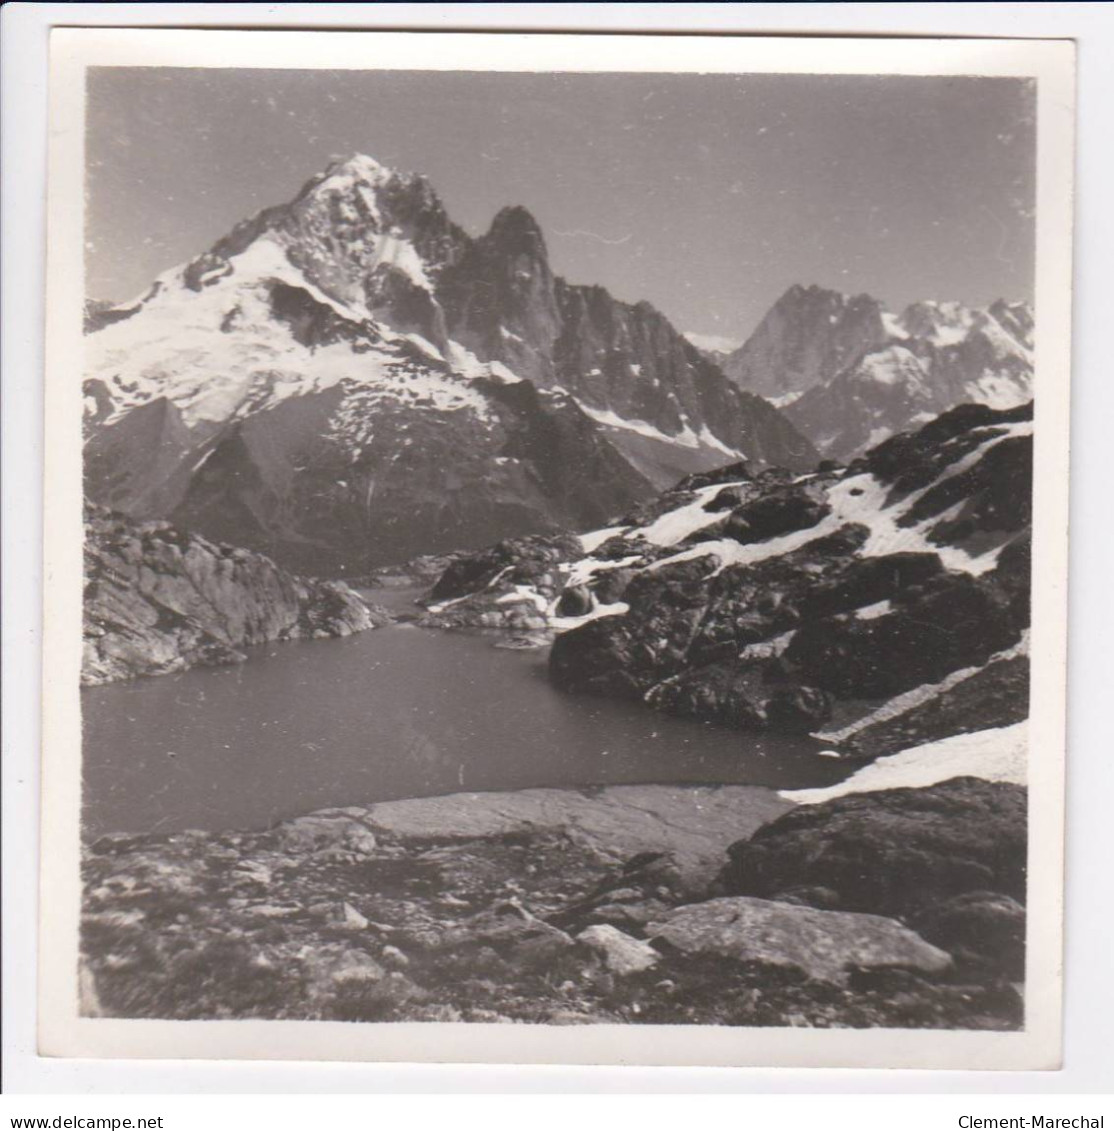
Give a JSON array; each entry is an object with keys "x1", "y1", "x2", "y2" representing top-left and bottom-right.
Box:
[
  {"x1": 320, "y1": 151, "x2": 395, "y2": 186},
  {"x1": 83, "y1": 152, "x2": 817, "y2": 575},
  {"x1": 720, "y1": 283, "x2": 1034, "y2": 461},
  {"x1": 897, "y1": 299, "x2": 978, "y2": 347}
]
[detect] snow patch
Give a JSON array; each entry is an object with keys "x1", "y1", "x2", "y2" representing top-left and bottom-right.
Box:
[
  {"x1": 641, "y1": 421, "x2": 1028, "y2": 578},
  {"x1": 401, "y1": 332, "x2": 444, "y2": 360},
  {"x1": 966, "y1": 371, "x2": 1033, "y2": 411},
  {"x1": 854, "y1": 346, "x2": 931, "y2": 394},
  {"x1": 574, "y1": 401, "x2": 701, "y2": 450},
  {"x1": 812, "y1": 631, "x2": 1029, "y2": 746},
  {"x1": 697, "y1": 424, "x2": 746, "y2": 460},
  {"x1": 683, "y1": 332, "x2": 741, "y2": 355},
  {"x1": 489, "y1": 360, "x2": 524, "y2": 385},
  {"x1": 578, "y1": 525, "x2": 630, "y2": 554},
  {"x1": 370, "y1": 229, "x2": 432, "y2": 292},
  {"x1": 781, "y1": 722, "x2": 1028, "y2": 804},
  {"x1": 551, "y1": 601, "x2": 630, "y2": 632},
  {"x1": 825, "y1": 422, "x2": 1030, "y2": 576},
  {"x1": 767, "y1": 390, "x2": 805, "y2": 410},
  {"x1": 880, "y1": 312, "x2": 910, "y2": 340},
  {"x1": 494, "y1": 585, "x2": 550, "y2": 614},
  {"x1": 855, "y1": 599, "x2": 892, "y2": 621},
  {"x1": 634, "y1": 482, "x2": 746, "y2": 547},
  {"x1": 647, "y1": 531, "x2": 828, "y2": 577},
  {"x1": 563, "y1": 554, "x2": 643, "y2": 589},
  {"x1": 86, "y1": 235, "x2": 494, "y2": 431}
]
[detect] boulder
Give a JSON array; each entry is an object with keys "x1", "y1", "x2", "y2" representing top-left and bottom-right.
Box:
[
  {"x1": 548, "y1": 617, "x2": 644, "y2": 698},
  {"x1": 911, "y1": 891, "x2": 1026, "y2": 979},
  {"x1": 722, "y1": 487, "x2": 830, "y2": 545},
  {"x1": 380, "y1": 945, "x2": 410, "y2": 969},
  {"x1": 555, "y1": 584, "x2": 593, "y2": 617},
  {"x1": 763, "y1": 685, "x2": 833, "y2": 731},
  {"x1": 704, "y1": 484, "x2": 752, "y2": 512},
  {"x1": 647, "y1": 896, "x2": 951, "y2": 985},
  {"x1": 362, "y1": 784, "x2": 791, "y2": 891},
  {"x1": 279, "y1": 810, "x2": 379, "y2": 856},
  {"x1": 720, "y1": 777, "x2": 1027, "y2": 919},
  {"x1": 577, "y1": 925, "x2": 660, "y2": 975},
  {"x1": 337, "y1": 902, "x2": 370, "y2": 931},
  {"x1": 590, "y1": 566, "x2": 635, "y2": 605}
]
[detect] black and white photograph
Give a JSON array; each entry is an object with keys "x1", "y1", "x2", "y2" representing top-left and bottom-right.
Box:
[{"x1": 37, "y1": 29, "x2": 1074, "y2": 1069}]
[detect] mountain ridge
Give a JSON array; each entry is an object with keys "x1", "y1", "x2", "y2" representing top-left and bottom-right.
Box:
[
  {"x1": 83, "y1": 153, "x2": 817, "y2": 574},
  {"x1": 721, "y1": 283, "x2": 1033, "y2": 460}
]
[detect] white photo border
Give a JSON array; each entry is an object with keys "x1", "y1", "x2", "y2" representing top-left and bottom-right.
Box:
[{"x1": 38, "y1": 27, "x2": 1075, "y2": 1070}]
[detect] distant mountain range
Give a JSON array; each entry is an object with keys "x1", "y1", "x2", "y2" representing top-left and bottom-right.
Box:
[
  {"x1": 83, "y1": 154, "x2": 1032, "y2": 575},
  {"x1": 83, "y1": 154, "x2": 815, "y2": 576},
  {"x1": 707, "y1": 284, "x2": 1033, "y2": 461}
]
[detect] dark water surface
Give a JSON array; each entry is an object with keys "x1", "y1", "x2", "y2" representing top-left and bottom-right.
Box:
[{"x1": 82, "y1": 597, "x2": 854, "y2": 839}]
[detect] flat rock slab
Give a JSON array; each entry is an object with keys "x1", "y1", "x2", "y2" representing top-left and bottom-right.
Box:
[
  {"x1": 647, "y1": 896, "x2": 952, "y2": 985},
  {"x1": 360, "y1": 784, "x2": 793, "y2": 888}
]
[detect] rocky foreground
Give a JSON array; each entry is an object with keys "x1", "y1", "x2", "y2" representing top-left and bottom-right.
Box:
[
  {"x1": 83, "y1": 505, "x2": 384, "y2": 684},
  {"x1": 82, "y1": 774, "x2": 1025, "y2": 1029}
]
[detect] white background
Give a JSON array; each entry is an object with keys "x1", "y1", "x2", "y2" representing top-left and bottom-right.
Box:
[{"x1": 3, "y1": 1, "x2": 1112, "y2": 1100}]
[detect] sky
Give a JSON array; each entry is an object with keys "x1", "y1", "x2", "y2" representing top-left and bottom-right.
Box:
[{"x1": 85, "y1": 68, "x2": 1036, "y2": 342}]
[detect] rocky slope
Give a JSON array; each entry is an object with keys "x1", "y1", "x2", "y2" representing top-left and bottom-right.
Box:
[
  {"x1": 415, "y1": 402, "x2": 1032, "y2": 763},
  {"x1": 83, "y1": 505, "x2": 383, "y2": 684},
  {"x1": 721, "y1": 284, "x2": 1033, "y2": 460},
  {"x1": 80, "y1": 777, "x2": 1024, "y2": 1029},
  {"x1": 83, "y1": 154, "x2": 816, "y2": 575}
]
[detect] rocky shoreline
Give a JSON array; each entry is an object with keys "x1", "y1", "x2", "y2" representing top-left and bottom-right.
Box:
[
  {"x1": 82, "y1": 505, "x2": 386, "y2": 685},
  {"x1": 395, "y1": 403, "x2": 1032, "y2": 767},
  {"x1": 82, "y1": 770, "x2": 1026, "y2": 1029}
]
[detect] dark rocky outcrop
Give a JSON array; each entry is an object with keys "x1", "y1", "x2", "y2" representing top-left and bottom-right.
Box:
[
  {"x1": 911, "y1": 891, "x2": 1026, "y2": 980},
  {"x1": 545, "y1": 404, "x2": 1032, "y2": 751},
  {"x1": 832, "y1": 653, "x2": 1030, "y2": 760},
  {"x1": 782, "y1": 572, "x2": 1022, "y2": 700},
  {"x1": 718, "y1": 778, "x2": 1027, "y2": 920},
  {"x1": 429, "y1": 531, "x2": 584, "y2": 603},
  {"x1": 82, "y1": 505, "x2": 383, "y2": 684}
]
